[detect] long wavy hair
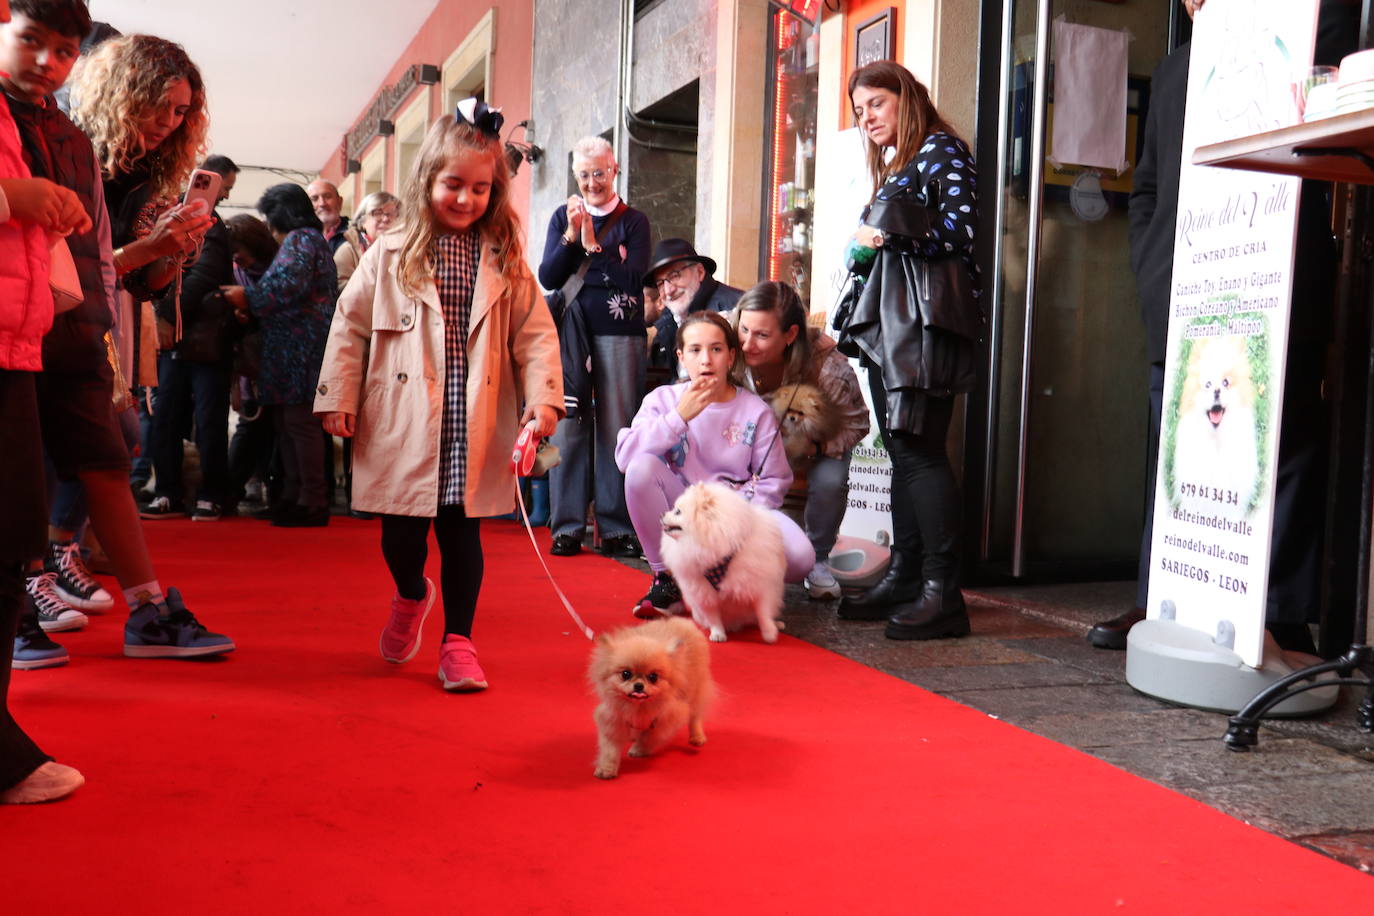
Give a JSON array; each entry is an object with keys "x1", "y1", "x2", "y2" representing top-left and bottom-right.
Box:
[
  {"x1": 848, "y1": 61, "x2": 960, "y2": 195},
  {"x1": 733, "y1": 281, "x2": 813, "y2": 385},
  {"x1": 396, "y1": 115, "x2": 527, "y2": 296},
  {"x1": 71, "y1": 34, "x2": 207, "y2": 201}
]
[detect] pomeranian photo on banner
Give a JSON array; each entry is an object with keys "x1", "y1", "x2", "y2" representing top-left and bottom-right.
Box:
[{"x1": 1163, "y1": 317, "x2": 1271, "y2": 521}]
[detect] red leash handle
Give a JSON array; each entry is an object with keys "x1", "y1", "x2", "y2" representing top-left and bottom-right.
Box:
[{"x1": 511, "y1": 424, "x2": 539, "y2": 477}]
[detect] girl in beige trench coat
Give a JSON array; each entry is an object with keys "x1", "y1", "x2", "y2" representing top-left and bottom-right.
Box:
[{"x1": 315, "y1": 103, "x2": 562, "y2": 692}]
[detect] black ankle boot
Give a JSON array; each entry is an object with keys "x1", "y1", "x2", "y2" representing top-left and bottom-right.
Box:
[
  {"x1": 837, "y1": 553, "x2": 922, "y2": 620},
  {"x1": 885, "y1": 579, "x2": 970, "y2": 640}
]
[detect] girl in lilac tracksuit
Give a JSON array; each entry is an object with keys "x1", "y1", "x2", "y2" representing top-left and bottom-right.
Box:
[{"x1": 615, "y1": 310, "x2": 814, "y2": 615}]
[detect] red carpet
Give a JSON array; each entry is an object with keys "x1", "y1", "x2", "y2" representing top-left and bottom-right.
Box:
[{"x1": 6, "y1": 516, "x2": 1369, "y2": 912}]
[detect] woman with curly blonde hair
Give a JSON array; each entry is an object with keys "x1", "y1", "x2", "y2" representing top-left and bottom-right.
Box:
[
  {"x1": 69, "y1": 33, "x2": 212, "y2": 393},
  {"x1": 71, "y1": 33, "x2": 207, "y2": 204}
]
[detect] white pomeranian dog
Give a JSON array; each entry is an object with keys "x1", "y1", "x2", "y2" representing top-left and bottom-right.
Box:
[
  {"x1": 1172, "y1": 335, "x2": 1261, "y2": 519},
  {"x1": 659, "y1": 482, "x2": 787, "y2": 643}
]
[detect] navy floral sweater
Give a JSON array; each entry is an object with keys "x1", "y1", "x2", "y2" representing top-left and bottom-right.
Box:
[{"x1": 246, "y1": 228, "x2": 338, "y2": 405}]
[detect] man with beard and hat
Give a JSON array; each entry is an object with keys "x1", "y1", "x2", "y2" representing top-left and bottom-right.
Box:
[{"x1": 646, "y1": 238, "x2": 743, "y2": 379}]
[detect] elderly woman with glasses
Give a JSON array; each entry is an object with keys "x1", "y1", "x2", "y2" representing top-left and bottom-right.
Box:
[
  {"x1": 537, "y1": 136, "x2": 652, "y2": 560},
  {"x1": 333, "y1": 190, "x2": 400, "y2": 290}
]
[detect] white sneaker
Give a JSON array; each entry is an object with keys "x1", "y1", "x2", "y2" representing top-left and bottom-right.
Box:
[
  {"x1": 0, "y1": 761, "x2": 85, "y2": 804},
  {"x1": 805, "y1": 561, "x2": 842, "y2": 599}
]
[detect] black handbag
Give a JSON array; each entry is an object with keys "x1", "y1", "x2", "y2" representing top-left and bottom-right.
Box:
[
  {"x1": 835, "y1": 179, "x2": 981, "y2": 399},
  {"x1": 851, "y1": 179, "x2": 982, "y2": 344}
]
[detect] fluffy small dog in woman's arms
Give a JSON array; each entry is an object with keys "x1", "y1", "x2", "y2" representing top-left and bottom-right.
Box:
[
  {"x1": 660, "y1": 482, "x2": 787, "y2": 643},
  {"x1": 766, "y1": 382, "x2": 840, "y2": 465},
  {"x1": 588, "y1": 617, "x2": 714, "y2": 779}
]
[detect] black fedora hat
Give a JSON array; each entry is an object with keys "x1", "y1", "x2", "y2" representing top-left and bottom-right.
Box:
[{"x1": 646, "y1": 238, "x2": 717, "y2": 279}]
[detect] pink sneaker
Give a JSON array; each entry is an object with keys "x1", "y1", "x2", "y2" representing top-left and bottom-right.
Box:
[
  {"x1": 438, "y1": 634, "x2": 488, "y2": 692},
  {"x1": 379, "y1": 578, "x2": 435, "y2": 663}
]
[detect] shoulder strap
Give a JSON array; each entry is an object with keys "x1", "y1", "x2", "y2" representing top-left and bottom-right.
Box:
[{"x1": 592, "y1": 201, "x2": 629, "y2": 246}]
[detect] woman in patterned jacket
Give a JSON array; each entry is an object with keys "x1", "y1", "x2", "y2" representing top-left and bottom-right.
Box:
[{"x1": 222, "y1": 183, "x2": 337, "y2": 527}]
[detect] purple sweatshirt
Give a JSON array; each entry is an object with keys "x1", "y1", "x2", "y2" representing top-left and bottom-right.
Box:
[{"x1": 615, "y1": 382, "x2": 794, "y2": 509}]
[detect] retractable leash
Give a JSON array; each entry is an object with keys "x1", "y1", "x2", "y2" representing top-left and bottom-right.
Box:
[{"x1": 510, "y1": 425, "x2": 596, "y2": 640}]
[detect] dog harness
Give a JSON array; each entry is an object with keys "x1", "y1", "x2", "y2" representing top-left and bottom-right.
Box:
[{"x1": 703, "y1": 553, "x2": 736, "y2": 592}]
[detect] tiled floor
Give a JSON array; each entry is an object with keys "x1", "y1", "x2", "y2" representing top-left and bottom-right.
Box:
[{"x1": 780, "y1": 579, "x2": 1374, "y2": 874}]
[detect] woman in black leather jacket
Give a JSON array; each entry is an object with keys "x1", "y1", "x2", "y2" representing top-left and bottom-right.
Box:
[{"x1": 836, "y1": 61, "x2": 980, "y2": 641}]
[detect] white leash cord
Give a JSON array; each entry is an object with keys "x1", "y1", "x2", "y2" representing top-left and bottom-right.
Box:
[{"x1": 514, "y1": 478, "x2": 595, "y2": 640}]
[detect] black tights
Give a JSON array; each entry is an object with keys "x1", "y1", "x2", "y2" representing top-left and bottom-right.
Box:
[
  {"x1": 380, "y1": 507, "x2": 482, "y2": 638},
  {"x1": 869, "y1": 375, "x2": 961, "y2": 584}
]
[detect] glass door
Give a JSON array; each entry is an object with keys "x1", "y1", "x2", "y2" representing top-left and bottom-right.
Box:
[{"x1": 972, "y1": 0, "x2": 1182, "y2": 579}]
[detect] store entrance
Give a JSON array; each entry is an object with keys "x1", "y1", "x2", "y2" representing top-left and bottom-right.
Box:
[{"x1": 968, "y1": 0, "x2": 1188, "y2": 580}]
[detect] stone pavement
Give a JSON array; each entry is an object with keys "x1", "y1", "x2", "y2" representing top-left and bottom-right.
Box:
[{"x1": 779, "y1": 579, "x2": 1374, "y2": 875}]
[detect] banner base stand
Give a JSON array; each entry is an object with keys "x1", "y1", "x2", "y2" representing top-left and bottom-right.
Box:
[{"x1": 1125, "y1": 619, "x2": 1340, "y2": 716}]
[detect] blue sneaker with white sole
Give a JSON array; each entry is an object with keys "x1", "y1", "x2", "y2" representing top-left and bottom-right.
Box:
[
  {"x1": 13, "y1": 614, "x2": 68, "y2": 670},
  {"x1": 123, "y1": 588, "x2": 235, "y2": 659}
]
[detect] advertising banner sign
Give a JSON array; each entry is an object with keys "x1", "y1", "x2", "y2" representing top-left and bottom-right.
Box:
[
  {"x1": 1146, "y1": 0, "x2": 1319, "y2": 667},
  {"x1": 813, "y1": 127, "x2": 897, "y2": 545}
]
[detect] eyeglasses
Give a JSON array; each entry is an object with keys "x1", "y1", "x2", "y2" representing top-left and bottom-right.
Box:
[
  {"x1": 654, "y1": 266, "x2": 692, "y2": 289},
  {"x1": 369, "y1": 207, "x2": 397, "y2": 220},
  {"x1": 574, "y1": 169, "x2": 612, "y2": 182}
]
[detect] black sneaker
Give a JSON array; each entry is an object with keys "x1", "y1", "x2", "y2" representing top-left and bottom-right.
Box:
[
  {"x1": 600, "y1": 534, "x2": 643, "y2": 558},
  {"x1": 44, "y1": 540, "x2": 114, "y2": 612},
  {"x1": 139, "y1": 496, "x2": 185, "y2": 519},
  {"x1": 550, "y1": 533, "x2": 582, "y2": 556},
  {"x1": 13, "y1": 612, "x2": 68, "y2": 670},
  {"x1": 26, "y1": 572, "x2": 88, "y2": 633},
  {"x1": 190, "y1": 500, "x2": 222, "y2": 522},
  {"x1": 633, "y1": 572, "x2": 683, "y2": 618}
]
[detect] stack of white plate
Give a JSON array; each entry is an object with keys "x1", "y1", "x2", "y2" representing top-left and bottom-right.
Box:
[
  {"x1": 1333, "y1": 78, "x2": 1374, "y2": 115},
  {"x1": 1330, "y1": 49, "x2": 1374, "y2": 118}
]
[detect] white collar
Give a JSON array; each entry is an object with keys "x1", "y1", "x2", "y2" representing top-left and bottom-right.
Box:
[{"x1": 585, "y1": 194, "x2": 621, "y2": 217}]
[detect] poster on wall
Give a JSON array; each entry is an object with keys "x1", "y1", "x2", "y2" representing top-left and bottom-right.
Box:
[{"x1": 1145, "y1": 0, "x2": 1318, "y2": 668}]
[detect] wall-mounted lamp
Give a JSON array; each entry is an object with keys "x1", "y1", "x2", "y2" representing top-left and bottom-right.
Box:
[
  {"x1": 504, "y1": 141, "x2": 544, "y2": 176},
  {"x1": 503, "y1": 119, "x2": 543, "y2": 176},
  {"x1": 346, "y1": 158, "x2": 362, "y2": 174},
  {"x1": 417, "y1": 63, "x2": 440, "y2": 85},
  {"x1": 378, "y1": 119, "x2": 395, "y2": 137}
]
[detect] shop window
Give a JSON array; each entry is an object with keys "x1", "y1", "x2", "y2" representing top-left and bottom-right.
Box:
[
  {"x1": 394, "y1": 92, "x2": 429, "y2": 193},
  {"x1": 761, "y1": 8, "x2": 820, "y2": 302},
  {"x1": 361, "y1": 140, "x2": 386, "y2": 204},
  {"x1": 444, "y1": 10, "x2": 493, "y2": 111}
]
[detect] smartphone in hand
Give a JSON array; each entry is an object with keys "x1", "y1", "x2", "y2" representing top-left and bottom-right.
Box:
[{"x1": 183, "y1": 168, "x2": 222, "y2": 213}]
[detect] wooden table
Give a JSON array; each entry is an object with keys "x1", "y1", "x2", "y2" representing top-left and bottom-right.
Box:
[{"x1": 1193, "y1": 108, "x2": 1374, "y2": 182}]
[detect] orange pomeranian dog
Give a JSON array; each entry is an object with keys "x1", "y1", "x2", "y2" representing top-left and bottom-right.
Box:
[
  {"x1": 588, "y1": 617, "x2": 714, "y2": 780},
  {"x1": 1173, "y1": 334, "x2": 1261, "y2": 517},
  {"x1": 766, "y1": 382, "x2": 840, "y2": 465}
]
